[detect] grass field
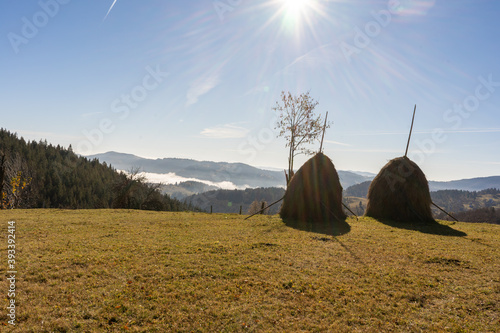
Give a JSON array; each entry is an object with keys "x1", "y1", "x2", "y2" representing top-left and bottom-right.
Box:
[{"x1": 1, "y1": 210, "x2": 499, "y2": 332}]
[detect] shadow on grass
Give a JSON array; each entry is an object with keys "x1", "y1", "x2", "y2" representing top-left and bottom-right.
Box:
[
  {"x1": 375, "y1": 218, "x2": 467, "y2": 237},
  {"x1": 282, "y1": 217, "x2": 351, "y2": 236}
]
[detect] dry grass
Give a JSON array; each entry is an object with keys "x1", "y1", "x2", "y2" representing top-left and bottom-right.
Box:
[{"x1": 0, "y1": 209, "x2": 499, "y2": 332}]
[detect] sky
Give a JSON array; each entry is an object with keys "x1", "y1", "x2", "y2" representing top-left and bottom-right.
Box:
[{"x1": 1, "y1": 0, "x2": 499, "y2": 181}]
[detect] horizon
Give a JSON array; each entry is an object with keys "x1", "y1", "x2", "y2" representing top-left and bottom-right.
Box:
[
  {"x1": 87, "y1": 149, "x2": 500, "y2": 183},
  {"x1": 2, "y1": 1, "x2": 499, "y2": 182}
]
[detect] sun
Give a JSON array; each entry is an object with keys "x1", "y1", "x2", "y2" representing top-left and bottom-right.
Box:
[
  {"x1": 283, "y1": 0, "x2": 310, "y2": 12},
  {"x1": 282, "y1": 0, "x2": 311, "y2": 18},
  {"x1": 279, "y1": 0, "x2": 315, "y2": 30}
]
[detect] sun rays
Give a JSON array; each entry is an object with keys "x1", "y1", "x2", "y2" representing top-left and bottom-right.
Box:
[{"x1": 279, "y1": 0, "x2": 318, "y2": 32}]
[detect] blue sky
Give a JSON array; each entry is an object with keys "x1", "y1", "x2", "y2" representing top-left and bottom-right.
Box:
[{"x1": 1, "y1": 0, "x2": 499, "y2": 181}]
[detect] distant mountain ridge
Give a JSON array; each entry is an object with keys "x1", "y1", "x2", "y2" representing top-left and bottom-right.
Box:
[
  {"x1": 88, "y1": 152, "x2": 500, "y2": 195},
  {"x1": 344, "y1": 178, "x2": 500, "y2": 199},
  {"x1": 88, "y1": 152, "x2": 374, "y2": 191},
  {"x1": 429, "y1": 176, "x2": 500, "y2": 192}
]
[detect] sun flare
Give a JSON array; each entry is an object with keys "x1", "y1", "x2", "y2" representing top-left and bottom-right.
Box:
[
  {"x1": 279, "y1": 0, "x2": 317, "y2": 31},
  {"x1": 281, "y1": 0, "x2": 311, "y2": 19},
  {"x1": 283, "y1": 0, "x2": 310, "y2": 13}
]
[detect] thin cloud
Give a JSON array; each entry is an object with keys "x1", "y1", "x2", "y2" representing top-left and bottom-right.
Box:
[
  {"x1": 122, "y1": 170, "x2": 248, "y2": 190},
  {"x1": 392, "y1": 0, "x2": 437, "y2": 16},
  {"x1": 281, "y1": 44, "x2": 334, "y2": 73},
  {"x1": 104, "y1": 0, "x2": 118, "y2": 21},
  {"x1": 330, "y1": 148, "x2": 404, "y2": 154},
  {"x1": 186, "y1": 72, "x2": 221, "y2": 107},
  {"x1": 341, "y1": 128, "x2": 500, "y2": 136},
  {"x1": 466, "y1": 161, "x2": 500, "y2": 166},
  {"x1": 440, "y1": 128, "x2": 500, "y2": 134},
  {"x1": 244, "y1": 44, "x2": 335, "y2": 96},
  {"x1": 323, "y1": 139, "x2": 351, "y2": 147},
  {"x1": 14, "y1": 130, "x2": 80, "y2": 141},
  {"x1": 201, "y1": 124, "x2": 249, "y2": 139}
]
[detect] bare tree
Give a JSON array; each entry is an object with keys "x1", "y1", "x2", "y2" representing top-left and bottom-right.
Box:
[
  {"x1": 0, "y1": 152, "x2": 33, "y2": 209},
  {"x1": 247, "y1": 200, "x2": 261, "y2": 215},
  {"x1": 112, "y1": 167, "x2": 146, "y2": 209},
  {"x1": 273, "y1": 91, "x2": 331, "y2": 184},
  {"x1": 247, "y1": 200, "x2": 269, "y2": 215}
]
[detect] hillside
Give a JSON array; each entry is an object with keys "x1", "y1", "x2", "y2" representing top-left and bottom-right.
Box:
[
  {"x1": 89, "y1": 151, "x2": 285, "y2": 188},
  {"x1": 185, "y1": 187, "x2": 285, "y2": 214},
  {"x1": 429, "y1": 176, "x2": 500, "y2": 192},
  {"x1": 344, "y1": 179, "x2": 500, "y2": 199},
  {"x1": 0, "y1": 129, "x2": 191, "y2": 211},
  {"x1": 88, "y1": 152, "x2": 373, "y2": 190},
  {"x1": 1, "y1": 209, "x2": 498, "y2": 331}
]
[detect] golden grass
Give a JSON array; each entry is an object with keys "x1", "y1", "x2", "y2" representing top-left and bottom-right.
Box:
[{"x1": 0, "y1": 209, "x2": 499, "y2": 332}]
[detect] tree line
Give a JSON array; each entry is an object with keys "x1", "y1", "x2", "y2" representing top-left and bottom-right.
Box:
[{"x1": 0, "y1": 129, "x2": 197, "y2": 211}]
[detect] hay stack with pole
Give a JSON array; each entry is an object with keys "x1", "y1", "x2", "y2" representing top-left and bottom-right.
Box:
[
  {"x1": 280, "y1": 152, "x2": 346, "y2": 223},
  {"x1": 365, "y1": 156, "x2": 434, "y2": 223},
  {"x1": 365, "y1": 105, "x2": 435, "y2": 224}
]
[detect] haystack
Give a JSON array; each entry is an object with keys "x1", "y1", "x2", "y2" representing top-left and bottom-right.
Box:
[
  {"x1": 365, "y1": 156, "x2": 434, "y2": 223},
  {"x1": 280, "y1": 153, "x2": 346, "y2": 223}
]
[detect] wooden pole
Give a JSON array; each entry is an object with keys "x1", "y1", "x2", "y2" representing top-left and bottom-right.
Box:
[
  {"x1": 319, "y1": 111, "x2": 328, "y2": 154},
  {"x1": 320, "y1": 201, "x2": 341, "y2": 221},
  {"x1": 341, "y1": 202, "x2": 358, "y2": 220},
  {"x1": 405, "y1": 105, "x2": 417, "y2": 158},
  {"x1": 244, "y1": 197, "x2": 284, "y2": 220},
  {"x1": 431, "y1": 201, "x2": 459, "y2": 222}
]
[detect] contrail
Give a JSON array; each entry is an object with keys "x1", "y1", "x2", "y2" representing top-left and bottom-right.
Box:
[{"x1": 104, "y1": 0, "x2": 118, "y2": 20}]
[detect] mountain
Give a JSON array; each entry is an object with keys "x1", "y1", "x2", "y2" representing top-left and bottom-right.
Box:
[
  {"x1": 429, "y1": 176, "x2": 500, "y2": 192},
  {"x1": 344, "y1": 177, "x2": 500, "y2": 199},
  {"x1": 88, "y1": 152, "x2": 373, "y2": 191},
  {"x1": 344, "y1": 181, "x2": 372, "y2": 198},
  {"x1": 88, "y1": 151, "x2": 283, "y2": 188}
]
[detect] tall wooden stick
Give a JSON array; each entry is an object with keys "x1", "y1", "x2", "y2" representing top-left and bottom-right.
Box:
[
  {"x1": 341, "y1": 202, "x2": 358, "y2": 220},
  {"x1": 431, "y1": 201, "x2": 459, "y2": 222},
  {"x1": 405, "y1": 105, "x2": 417, "y2": 157},
  {"x1": 319, "y1": 111, "x2": 328, "y2": 154},
  {"x1": 244, "y1": 196, "x2": 284, "y2": 220}
]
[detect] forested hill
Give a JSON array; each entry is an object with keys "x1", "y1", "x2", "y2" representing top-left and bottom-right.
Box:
[{"x1": 0, "y1": 129, "x2": 194, "y2": 211}]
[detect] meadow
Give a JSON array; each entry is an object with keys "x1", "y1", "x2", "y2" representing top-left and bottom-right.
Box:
[{"x1": 0, "y1": 209, "x2": 499, "y2": 332}]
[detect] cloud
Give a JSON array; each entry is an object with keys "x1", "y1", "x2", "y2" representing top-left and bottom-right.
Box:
[
  {"x1": 282, "y1": 44, "x2": 335, "y2": 72},
  {"x1": 244, "y1": 44, "x2": 336, "y2": 96},
  {"x1": 14, "y1": 130, "x2": 80, "y2": 141},
  {"x1": 201, "y1": 124, "x2": 249, "y2": 139},
  {"x1": 440, "y1": 128, "x2": 500, "y2": 134},
  {"x1": 104, "y1": 0, "x2": 119, "y2": 20},
  {"x1": 324, "y1": 140, "x2": 351, "y2": 147},
  {"x1": 122, "y1": 170, "x2": 248, "y2": 190},
  {"x1": 392, "y1": 0, "x2": 436, "y2": 16},
  {"x1": 186, "y1": 72, "x2": 221, "y2": 107},
  {"x1": 340, "y1": 128, "x2": 500, "y2": 137}
]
